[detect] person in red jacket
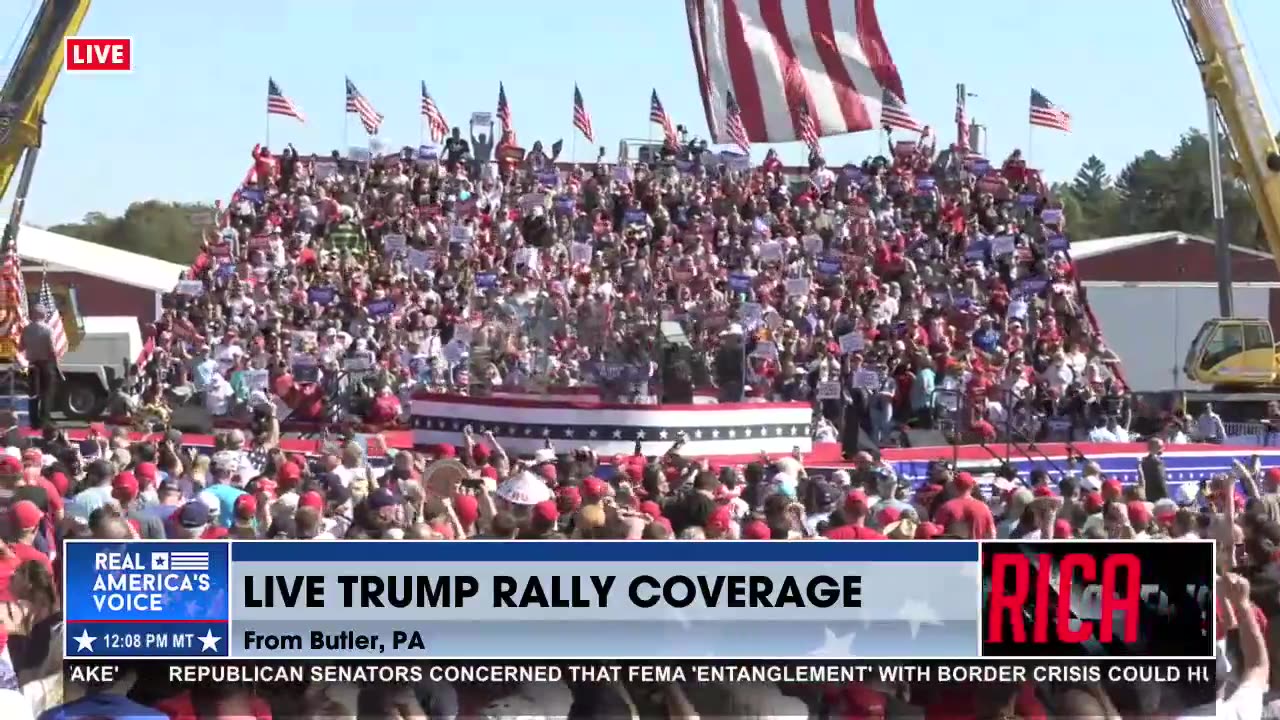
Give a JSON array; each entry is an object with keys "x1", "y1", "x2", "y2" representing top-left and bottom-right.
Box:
[{"x1": 251, "y1": 144, "x2": 277, "y2": 189}]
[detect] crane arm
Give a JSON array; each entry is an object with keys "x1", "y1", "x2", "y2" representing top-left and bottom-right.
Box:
[
  {"x1": 0, "y1": 0, "x2": 92, "y2": 204},
  {"x1": 1177, "y1": 0, "x2": 1280, "y2": 272}
]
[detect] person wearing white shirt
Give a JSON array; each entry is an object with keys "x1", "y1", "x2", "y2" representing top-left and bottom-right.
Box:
[
  {"x1": 1196, "y1": 403, "x2": 1227, "y2": 443},
  {"x1": 1041, "y1": 352, "x2": 1074, "y2": 395}
]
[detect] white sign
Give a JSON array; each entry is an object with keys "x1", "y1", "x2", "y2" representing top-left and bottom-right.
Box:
[
  {"x1": 520, "y1": 192, "x2": 547, "y2": 212},
  {"x1": 739, "y1": 302, "x2": 764, "y2": 330},
  {"x1": 453, "y1": 323, "x2": 474, "y2": 347},
  {"x1": 344, "y1": 356, "x2": 374, "y2": 373},
  {"x1": 244, "y1": 369, "x2": 270, "y2": 391},
  {"x1": 838, "y1": 331, "x2": 864, "y2": 354},
  {"x1": 992, "y1": 235, "x2": 1016, "y2": 256},
  {"x1": 450, "y1": 225, "x2": 474, "y2": 243},
  {"x1": 470, "y1": 112, "x2": 492, "y2": 128},
  {"x1": 759, "y1": 241, "x2": 784, "y2": 262},
  {"x1": 407, "y1": 248, "x2": 433, "y2": 271},
  {"x1": 612, "y1": 165, "x2": 633, "y2": 183},
  {"x1": 314, "y1": 161, "x2": 339, "y2": 180},
  {"x1": 854, "y1": 369, "x2": 881, "y2": 389},
  {"x1": 382, "y1": 233, "x2": 407, "y2": 255},
  {"x1": 175, "y1": 280, "x2": 205, "y2": 296},
  {"x1": 816, "y1": 381, "x2": 842, "y2": 400},
  {"x1": 570, "y1": 242, "x2": 593, "y2": 264},
  {"x1": 785, "y1": 277, "x2": 810, "y2": 297},
  {"x1": 802, "y1": 234, "x2": 823, "y2": 255}
]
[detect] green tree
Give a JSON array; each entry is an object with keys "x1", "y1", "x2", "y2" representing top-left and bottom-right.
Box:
[{"x1": 47, "y1": 201, "x2": 214, "y2": 264}]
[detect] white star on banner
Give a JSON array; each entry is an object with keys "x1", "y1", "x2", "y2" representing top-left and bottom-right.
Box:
[
  {"x1": 74, "y1": 629, "x2": 97, "y2": 652},
  {"x1": 199, "y1": 629, "x2": 222, "y2": 652},
  {"x1": 808, "y1": 627, "x2": 856, "y2": 657},
  {"x1": 897, "y1": 598, "x2": 943, "y2": 639}
]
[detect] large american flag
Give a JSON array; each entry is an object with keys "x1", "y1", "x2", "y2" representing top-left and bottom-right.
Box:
[
  {"x1": 798, "y1": 100, "x2": 822, "y2": 159},
  {"x1": 266, "y1": 78, "x2": 305, "y2": 123},
  {"x1": 345, "y1": 77, "x2": 384, "y2": 135},
  {"x1": 724, "y1": 91, "x2": 750, "y2": 154},
  {"x1": 572, "y1": 84, "x2": 594, "y2": 143},
  {"x1": 420, "y1": 82, "x2": 449, "y2": 143},
  {"x1": 880, "y1": 89, "x2": 921, "y2": 133},
  {"x1": 0, "y1": 247, "x2": 27, "y2": 366},
  {"x1": 649, "y1": 90, "x2": 677, "y2": 147},
  {"x1": 38, "y1": 275, "x2": 66, "y2": 359},
  {"x1": 1030, "y1": 89, "x2": 1071, "y2": 132},
  {"x1": 497, "y1": 83, "x2": 515, "y2": 142},
  {"x1": 687, "y1": 0, "x2": 904, "y2": 143}
]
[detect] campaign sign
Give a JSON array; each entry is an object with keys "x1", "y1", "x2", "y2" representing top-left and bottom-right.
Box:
[{"x1": 64, "y1": 541, "x2": 230, "y2": 658}]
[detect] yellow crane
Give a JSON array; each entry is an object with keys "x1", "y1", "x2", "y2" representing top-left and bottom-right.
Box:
[
  {"x1": 1177, "y1": 0, "x2": 1280, "y2": 390},
  {"x1": 0, "y1": 0, "x2": 92, "y2": 362}
]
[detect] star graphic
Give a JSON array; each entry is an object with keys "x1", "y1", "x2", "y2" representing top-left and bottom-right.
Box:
[
  {"x1": 636, "y1": 430, "x2": 646, "y2": 439},
  {"x1": 808, "y1": 627, "x2": 856, "y2": 657},
  {"x1": 659, "y1": 429, "x2": 669, "y2": 440},
  {"x1": 74, "y1": 629, "x2": 97, "y2": 652},
  {"x1": 897, "y1": 598, "x2": 943, "y2": 639},
  {"x1": 541, "y1": 427, "x2": 551, "y2": 437},
  {"x1": 198, "y1": 629, "x2": 221, "y2": 652},
  {"x1": 588, "y1": 428, "x2": 599, "y2": 439},
  {"x1": 727, "y1": 429, "x2": 736, "y2": 439},
  {"x1": 612, "y1": 429, "x2": 623, "y2": 439},
  {"x1": 563, "y1": 427, "x2": 575, "y2": 438},
  {"x1": 711, "y1": 429, "x2": 720, "y2": 439}
]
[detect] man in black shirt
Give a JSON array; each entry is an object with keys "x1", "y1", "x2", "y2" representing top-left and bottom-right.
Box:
[{"x1": 443, "y1": 127, "x2": 470, "y2": 172}]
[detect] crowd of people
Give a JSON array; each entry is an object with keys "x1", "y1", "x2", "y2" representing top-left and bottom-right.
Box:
[
  {"x1": 123, "y1": 123, "x2": 1130, "y2": 450},
  {"x1": 0, "y1": 129, "x2": 1260, "y2": 718},
  {"x1": 0, "y1": 411, "x2": 1258, "y2": 718}
]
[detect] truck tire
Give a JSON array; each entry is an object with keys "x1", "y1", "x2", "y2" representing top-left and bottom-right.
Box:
[{"x1": 60, "y1": 377, "x2": 106, "y2": 420}]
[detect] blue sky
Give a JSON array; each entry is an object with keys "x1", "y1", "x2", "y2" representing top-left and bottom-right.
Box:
[{"x1": 5, "y1": 0, "x2": 1280, "y2": 226}]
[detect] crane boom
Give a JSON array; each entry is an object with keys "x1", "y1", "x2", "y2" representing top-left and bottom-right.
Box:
[
  {"x1": 1178, "y1": 0, "x2": 1280, "y2": 266},
  {"x1": 0, "y1": 0, "x2": 92, "y2": 205}
]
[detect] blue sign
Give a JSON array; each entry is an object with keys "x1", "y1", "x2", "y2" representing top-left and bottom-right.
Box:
[
  {"x1": 307, "y1": 286, "x2": 337, "y2": 305},
  {"x1": 1019, "y1": 277, "x2": 1050, "y2": 297},
  {"x1": 964, "y1": 238, "x2": 988, "y2": 261},
  {"x1": 1017, "y1": 193, "x2": 1038, "y2": 207},
  {"x1": 239, "y1": 188, "x2": 265, "y2": 205},
  {"x1": 65, "y1": 541, "x2": 230, "y2": 658},
  {"x1": 418, "y1": 144, "x2": 439, "y2": 160},
  {"x1": 915, "y1": 177, "x2": 936, "y2": 192},
  {"x1": 728, "y1": 272, "x2": 752, "y2": 292},
  {"x1": 476, "y1": 272, "x2": 498, "y2": 289},
  {"x1": 817, "y1": 255, "x2": 842, "y2": 276},
  {"x1": 366, "y1": 298, "x2": 395, "y2": 316},
  {"x1": 970, "y1": 160, "x2": 990, "y2": 175},
  {"x1": 1046, "y1": 234, "x2": 1070, "y2": 252},
  {"x1": 555, "y1": 197, "x2": 575, "y2": 214},
  {"x1": 538, "y1": 171, "x2": 559, "y2": 187},
  {"x1": 624, "y1": 209, "x2": 648, "y2": 225}
]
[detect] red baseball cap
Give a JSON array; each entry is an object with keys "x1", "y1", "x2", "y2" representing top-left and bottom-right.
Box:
[
  {"x1": 298, "y1": 491, "x2": 324, "y2": 511},
  {"x1": 11, "y1": 500, "x2": 42, "y2": 531}
]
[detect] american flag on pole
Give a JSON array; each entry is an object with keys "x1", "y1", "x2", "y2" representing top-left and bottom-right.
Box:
[
  {"x1": 724, "y1": 91, "x2": 750, "y2": 154},
  {"x1": 0, "y1": 246, "x2": 27, "y2": 366},
  {"x1": 38, "y1": 274, "x2": 66, "y2": 359},
  {"x1": 572, "y1": 84, "x2": 594, "y2": 143},
  {"x1": 345, "y1": 77, "x2": 384, "y2": 135},
  {"x1": 686, "y1": 0, "x2": 904, "y2": 143},
  {"x1": 880, "y1": 89, "x2": 921, "y2": 133},
  {"x1": 266, "y1": 78, "x2": 306, "y2": 123},
  {"x1": 421, "y1": 82, "x2": 449, "y2": 143},
  {"x1": 497, "y1": 83, "x2": 515, "y2": 143},
  {"x1": 1030, "y1": 89, "x2": 1071, "y2": 132},
  {"x1": 649, "y1": 90, "x2": 678, "y2": 147},
  {"x1": 798, "y1": 100, "x2": 822, "y2": 159}
]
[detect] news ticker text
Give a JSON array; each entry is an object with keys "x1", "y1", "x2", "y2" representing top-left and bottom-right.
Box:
[
  {"x1": 65, "y1": 540, "x2": 1215, "y2": 660},
  {"x1": 64, "y1": 658, "x2": 1215, "y2": 690}
]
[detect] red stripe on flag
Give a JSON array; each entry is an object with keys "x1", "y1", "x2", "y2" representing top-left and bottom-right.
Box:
[
  {"x1": 720, "y1": 0, "x2": 769, "y2": 141},
  {"x1": 805, "y1": 0, "x2": 871, "y2": 132},
  {"x1": 759, "y1": 0, "x2": 813, "y2": 142}
]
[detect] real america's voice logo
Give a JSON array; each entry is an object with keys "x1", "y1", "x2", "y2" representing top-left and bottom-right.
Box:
[{"x1": 92, "y1": 548, "x2": 213, "y2": 613}]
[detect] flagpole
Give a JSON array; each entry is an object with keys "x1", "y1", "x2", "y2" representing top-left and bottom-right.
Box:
[
  {"x1": 265, "y1": 112, "x2": 271, "y2": 149},
  {"x1": 1027, "y1": 124, "x2": 1033, "y2": 165}
]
